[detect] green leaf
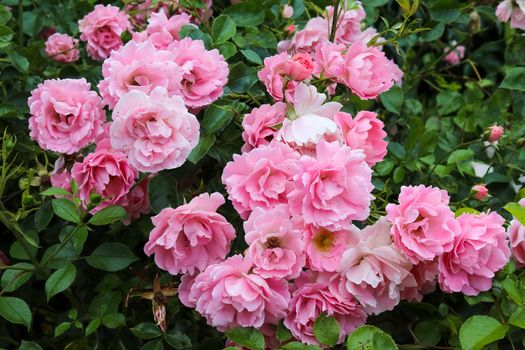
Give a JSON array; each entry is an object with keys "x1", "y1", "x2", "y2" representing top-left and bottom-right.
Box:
[
  {"x1": 0, "y1": 23, "x2": 13, "y2": 46},
  {"x1": 164, "y1": 330, "x2": 192, "y2": 348},
  {"x1": 86, "y1": 243, "x2": 138, "y2": 272},
  {"x1": 202, "y1": 104, "x2": 234, "y2": 135},
  {"x1": 429, "y1": 0, "x2": 462, "y2": 23},
  {"x1": 148, "y1": 172, "x2": 183, "y2": 214},
  {"x1": 313, "y1": 315, "x2": 340, "y2": 346},
  {"x1": 34, "y1": 200, "x2": 53, "y2": 232},
  {"x1": 45, "y1": 263, "x2": 77, "y2": 301},
  {"x1": 240, "y1": 49, "x2": 262, "y2": 65},
  {"x1": 55, "y1": 322, "x2": 71, "y2": 337},
  {"x1": 212, "y1": 14, "x2": 236, "y2": 44},
  {"x1": 102, "y1": 313, "x2": 126, "y2": 329},
  {"x1": 88, "y1": 205, "x2": 127, "y2": 226},
  {"x1": 454, "y1": 207, "x2": 480, "y2": 217},
  {"x1": 218, "y1": 42, "x2": 237, "y2": 59},
  {"x1": 346, "y1": 325, "x2": 398, "y2": 350},
  {"x1": 224, "y1": 3, "x2": 265, "y2": 27},
  {"x1": 228, "y1": 62, "x2": 258, "y2": 93},
  {"x1": 504, "y1": 202, "x2": 525, "y2": 226},
  {"x1": 8, "y1": 52, "x2": 29, "y2": 72},
  {"x1": 131, "y1": 322, "x2": 162, "y2": 340},
  {"x1": 464, "y1": 292, "x2": 495, "y2": 305},
  {"x1": 142, "y1": 339, "x2": 164, "y2": 350},
  {"x1": 459, "y1": 316, "x2": 509, "y2": 350},
  {"x1": 414, "y1": 321, "x2": 441, "y2": 346},
  {"x1": 19, "y1": 341, "x2": 43, "y2": 350},
  {"x1": 501, "y1": 277, "x2": 522, "y2": 305},
  {"x1": 188, "y1": 135, "x2": 216, "y2": 164},
  {"x1": 225, "y1": 327, "x2": 265, "y2": 350},
  {"x1": 86, "y1": 318, "x2": 101, "y2": 336},
  {"x1": 381, "y1": 86, "x2": 404, "y2": 115},
  {"x1": 509, "y1": 307, "x2": 525, "y2": 329},
  {"x1": 276, "y1": 320, "x2": 292, "y2": 342},
  {"x1": 41, "y1": 187, "x2": 71, "y2": 196},
  {"x1": 0, "y1": 263, "x2": 33, "y2": 292},
  {"x1": 501, "y1": 67, "x2": 525, "y2": 92},
  {"x1": 52, "y1": 199, "x2": 80, "y2": 223},
  {"x1": 0, "y1": 296, "x2": 32, "y2": 329},
  {"x1": 437, "y1": 91, "x2": 463, "y2": 116}
]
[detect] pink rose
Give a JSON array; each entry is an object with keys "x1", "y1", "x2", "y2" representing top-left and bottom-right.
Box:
[
  {"x1": 496, "y1": 0, "x2": 513, "y2": 22},
  {"x1": 50, "y1": 157, "x2": 72, "y2": 191},
  {"x1": 338, "y1": 217, "x2": 416, "y2": 314},
  {"x1": 124, "y1": 0, "x2": 172, "y2": 27},
  {"x1": 110, "y1": 87, "x2": 200, "y2": 172},
  {"x1": 178, "y1": 273, "x2": 197, "y2": 308},
  {"x1": 28, "y1": 78, "x2": 105, "y2": 154},
  {"x1": 488, "y1": 124, "x2": 504, "y2": 142},
  {"x1": 71, "y1": 148, "x2": 138, "y2": 211},
  {"x1": 258, "y1": 52, "x2": 290, "y2": 101},
  {"x1": 98, "y1": 40, "x2": 183, "y2": 109},
  {"x1": 244, "y1": 204, "x2": 306, "y2": 279},
  {"x1": 303, "y1": 225, "x2": 353, "y2": 272},
  {"x1": 78, "y1": 4, "x2": 131, "y2": 61},
  {"x1": 282, "y1": 4, "x2": 294, "y2": 18},
  {"x1": 279, "y1": 17, "x2": 329, "y2": 54},
  {"x1": 497, "y1": 0, "x2": 525, "y2": 29},
  {"x1": 221, "y1": 142, "x2": 301, "y2": 219},
  {"x1": 289, "y1": 141, "x2": 373, "y2": 230},
  {"x1": 325, "y1": 3, "x2": 366, "y2": 45},
  {"x1": 313, "y1": 41, "x2": 346, "y2": 79},
  {"x1": 44, "y1": 33, "x2": 79, "y2": 63},
  {"x1": 144, "y1": 193, "x2": 235, "y2": 275},
  {"x1": 168, "y1": 38, "x2": 229, "y2": 108},
  {"x1": 284, "y1": 271, "x2": 366, "y2": 345},
  {"x1": 287, "y1": 53, "x2": 314, "y2": 81},
  {"x1": 444, "y1": 43, "x2": 465, "y2": 65},
  {"x1": 438, "y1": 212, "x2": 511, "y2": 296},
  {"x1": 509, "y1": 217, "x2": 525, "y2": 267},
  {"x1": 401, "y1": 260, "x2": 439, "y2": 302},
  {"x1": 241, "y1": 102, "x2": 287, "y2": 152},
  {"x1": 118, "y1": 176, "x2": 151, "y2": 224},
  {"x1": 145, "y1": 11, "x2": 192, "y2": 49},
  {"x1": 186, "y1": 255, "x2": 290, "y2": 331},
  {"x1": 342, "y1": 40, "x2": 403, "y2": 99},
  {"x1": 335, "y1": 111, "x2": 388, "y2": 166},
  {"x1": 472, "y1": 184, "x2": 489, "y2": 201},
  {"x1": 386, "y1": 185, "x2": 457, "y2": 264}
]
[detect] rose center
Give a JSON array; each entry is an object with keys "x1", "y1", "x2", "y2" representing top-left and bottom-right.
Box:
[
  {"x1": 313, "y1": 228, "x2": 335, "y2": 252},
  {"x1": 265, "y1": 236, "x2": 281, "y2": 249}
]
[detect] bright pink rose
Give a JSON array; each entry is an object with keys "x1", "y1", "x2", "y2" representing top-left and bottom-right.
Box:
[
  {"x1": 44, "y1": 33, "x2": 79, "y2": 63},
  {"x1": 110, "y1": 87, "x2": 199, "y2": 172},
  {"x1": 279, "y1": 83, "x2": 341, "y2": 148},
  {"x1": 71, "y1": 148, "x2": 138, "y2": 211},
  {"x1": 335, "y1": 111, "x2": 388, "y2": 166},
  {"x1": 244, "y1": 204, "x2": 306, "y2": 279},
  {"x1": 279, "y1": 17, "x2": 329, "y2": 54},
  {"x1": 118, "y1": 176, "x2": 151, "y2": 224},
  {"x1": 282, "y1": 4, "x2": 294, "y2": 18},
  {"x1": 144, "y1": 193, "x2": 236, "y2": 275},
  {"x1": 28, "y1": 78, "x2": 105, "y2": 154},
  {"x1": 342, "y1": 40, "x2": 403, "y2": 99},
  {"x1": 284, "y1": 271, "x2": 366, "y2": 345},
  {"x1": 222, "y1": 142, "x2": 301, "y2": 219},
  {"x1": 287, "y1": 53, "x2": 314, "y2": 81},
  {"x1": 444, "y1": 44, "x2": 465, "y2": 65},
  {"x1": 472, "y1": 184, "x2": 489, "y2": 201},
  {"x1": 186, "y1": 255, "x2": 290, "y2": 331},
  {"x1": 303, "y1": 225, "x2": 353, "y2": 272},
  {"x1": 338, "y1": 217, "x2": 416, "y2": 314},
  {"x1": 325, "y1": 3, "x2": 366, "y2": 45},
  {"x1": 241, "y1": 102, "x2": 287, "y2": 152},
  {"x1": 78, "y1": 4, "x2": 131, "y2": 61},
  {"x1": 145, "y1": 11, "x2": 192, "y2": 49},
  {"x1": 258, "y1": 52, "x2": 290, "y2": 101},
  {"x1": 386, "y1": 185, "x2": 458, "y2": 264},
  {"x1": 98, "y1": 40, "x2": 183, "y2": 109},
  {"x1": 313, "y1": 41, "x2": 346, "y2": 79},
  {"x1": 168, "y1": 38, "x2": 229, "y2": 108},
  {"x1": 438, "y1": 212, "x2": 511, "y2": 296},
  {"x1": 289, "y1": 141, "x2": 373, "y2": 230},
  {"x1": 488, "y1": 124, "x2": 504, "y2": 142}
]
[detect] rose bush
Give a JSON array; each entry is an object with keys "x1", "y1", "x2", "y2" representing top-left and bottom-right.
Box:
[{"x1": 0, "y1": 1, "x2": 525, "y2": 350}]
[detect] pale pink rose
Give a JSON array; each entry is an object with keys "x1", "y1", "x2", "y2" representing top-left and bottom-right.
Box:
[
  {"x1": 338, "y1": 217, "x2": 416, "y2": 314},
  {"x1": 386, "y1": 185, "x2": 458, "y2": 264},
  {"x1": 444, "y1": 44, "x2": 465, "y2": 65},
  {"x1": 335, "y1": 111, "x2": 387, "y2": 166},
  {"x1": 325, "y1": 3, "x2": 366, "y2": 45},
  {"x1": 279, "y1": 17, "x2": 329, "y2": 54},
  {"x1": 98, "y1": 40, "x2": 183, "y2": 109},
  {"x1": 282, "y1": 4, "x2": 294, "y2": 18},
  {"x1": 278, "y1": 83, "x2": 341, "y2": 148},
  {"x1": 438, "y1": 212, "x2": 511, "y2": 296},
  {"x1": 168, "y1": 38, "x2": 228, "y2": 108},
  {"x1": 71, "y1": 148, "x2": 138, "y2": 211},
  {"x1": 355, "y1": 27, "x2": 384, "y2": 45},
  {"x1": 145, "y1": 11, "x2": 192, "y2": 49},
  {"x1": 241, "y1": 102, "x2": 287, "y2": 152},
  {"x1": 186, "y1": 255, "x2": 290, "y2": 331},
  {"x1": 287, "y1": 53, "x2": 314, "y2": 81},
  {"x1": 178, "y1": 273, "x2": 197, "y2": 308},
  {"x1": 401, "y1": 260, "x2": 439, "y2": 302},
  {"x1": 110, "y1": 87, "x2": 200, "y2": 172},
  {"x1": 244, "y1": 204, "x2": 306, "y2": 279},
  {"x1": 488, "y1": 124, "x2": 504, "y2": 143},
  {"x1": 303, "y1": 225, "x2": 353, "y2": 272},
  {"x1": 221, "y1": 142, "x2": 301, "y2": 219},
  {"x1": 78, "y1": 4, "x2": 131, "y2": 61},
  {"x1": 511, "y1": 4, "x2": 525, "y2": 29},
  {"x1": 313, "y1": 41, "x2": 346, "y2": 79},
  {"x1": 284, "y1": 271, "x2": 366, "y2": 345},
  {"x1": 28, "y1": 78, "x2": 105, "y2": 154},
  {"x1": 289, "y1": 141, "x2": 373, "y2": 230},
  {"x1": 342, "y1": 40, "x2": 403, "y2": 99},
  {"x1": 44, "y1": 33, "x2": 79, "y2": 63},
  {"x1": 118, "y1": 176, "x2": 151, "y2": 224},
  {"x1": 496, "y1": 0, "x2": 513, "y2": 22},
  {"x1": 144, "y1": 193, "x2": 235, "y2": 275},
  {"x1": 258, "y1": 52, "x2": 290, "y2": 101},
  {"x1": 472, "y1": 184, "x2": 489, "y2": 201}
]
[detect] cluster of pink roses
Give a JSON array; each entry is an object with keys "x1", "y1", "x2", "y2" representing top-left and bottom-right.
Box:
[{"x1": 29, "y1": 4, "x2": 228, "y2": 221}]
